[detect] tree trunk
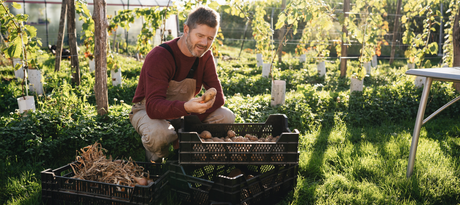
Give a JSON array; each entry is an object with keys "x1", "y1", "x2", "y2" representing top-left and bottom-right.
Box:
[
  {"x1": 54, "y1": 0, "x2": 67, "y2": 72},
  {"x1": 389, "y1": 0, "x2": 402, "y2": 65},
  {"x1": 67, "y1": 0, "x2": 80, "y2": 86},
  {"x1": 453, "y1": 8, "x2": 460, "y2": 92},
  {"x1": 277, "y1": 0, "x2": 287, "y2": 63},
  {"x1": 93, "y1": 0, "x2": 109, "y2": 116},
  {"x1": 340, "y1": 0, "x2": 350, "y2": 77}
]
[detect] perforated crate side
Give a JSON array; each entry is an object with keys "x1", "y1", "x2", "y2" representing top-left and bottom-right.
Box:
[
  {"x1": 169, "y1": 162, "x2": 215, "y2": 205},
  {"x1": 210, "y1": 164, "x2": 298, "y2": 205},
  {"x1": 179, "y1": 115, "x2": 300, "y2": 165},
  {"x1": 169, "y1": 162, "x2": 298, "y2": 205},
  {"x1": 41, "y1": 161, "x2": 169, "y2": 205}
]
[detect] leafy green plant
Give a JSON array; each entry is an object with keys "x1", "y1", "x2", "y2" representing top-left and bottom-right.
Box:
[
  {"x1": 441, "y1": 0, "x2": 460, "y2": 67},
  {"x1": 76, "y1": 0, "x2": 94, "y2": 61},
  {"x1": 107, "y1": 52, "x2": 121, "y2": 71},
  {"x1": 347, "y1": 64, "x2": 367, "y2": 81},
  {"x1": 277, "y1": 0, "x2": 335, "y2": 63},
  {"x1": 401, "y1": 0, "x2": 440, "y2": 68},
  {"x1": 347, "y1": 0, "x2": 389, "y2": 64},
  {"x1": 108, "y1": 6, "x2": 176, "y2": 56},
  {"x1": 0, "y1": 1, "x2": 47, "y2": 70},
  {"x1": 211, "y1": 27, "x2": 224, "y2": 58},
  {"x1": 251, "y1": 3, "x2": 274, "y2": 63}
]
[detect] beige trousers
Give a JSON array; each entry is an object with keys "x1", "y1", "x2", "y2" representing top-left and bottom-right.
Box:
[{"x1": 129, "y1": 101, "x2": 235, "y2": 161}]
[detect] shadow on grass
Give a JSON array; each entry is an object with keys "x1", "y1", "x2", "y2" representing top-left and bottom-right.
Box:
[
  {"x1": 294, "y1": 125, "x2": 335, "y2": 204},
  {"x1": 343, "y1": 116, "x2": 460, "y2": 204}
]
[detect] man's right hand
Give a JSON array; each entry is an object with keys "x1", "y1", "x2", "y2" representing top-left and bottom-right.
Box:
[{"x1": 184, "y1": 96, "x2": 215, "y2": 114}]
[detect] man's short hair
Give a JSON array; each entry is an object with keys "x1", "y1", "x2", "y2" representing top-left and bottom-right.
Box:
[{"x1": 185, "y1": 6, "x2": 220, "y2": 30}]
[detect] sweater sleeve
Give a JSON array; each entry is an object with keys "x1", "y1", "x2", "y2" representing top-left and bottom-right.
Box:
[{"x1": 194, "y1": 54, "x2": 225, "y2": 122}]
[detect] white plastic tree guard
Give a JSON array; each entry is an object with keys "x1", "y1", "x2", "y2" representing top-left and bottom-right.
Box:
[
  {"x1": 13, "y1": 58, "x2": 21, "y2": 67},
  {"x1": 14, "y1": 67, "x2": 26, "y2": 79},
  {"x1": 271, "y1": 80, "x2": 286, "y2": 106},
  {"x1": 408, "y1": 63, "x2": 415, "y2": 69},
  {"x1": 111, "y1": 68, "x2": 122, "y2": 86},
  {"x1": 371, "y1": 55, "x2": 378, "y2": 67},
  {"x1": 414, "y1": 76, "x2": 426, "y2": 88},
  {"x1": 28, "y1": 69, "x2": 44, "y2": 95},
  {"x1": 13, "y1": 58, "x2": 25, "y2": 79},
  {"x1": 214, "y1": 57, "x2": 218, "y2": 66},
  {"x1": 364, "y1": 62, "x2": 372, "y2": 75},
  {"x1": 89, "y1": 59, "x2": 95, "y2": 72},
  {"x1": 317, "y1": 61, "x2": 326, "y2": 77},
  {"x1": 256, "y1": 53, "x2": 263, "y2": 67},
  {"x1": 262, "y1": 63, "x2": 271, "y2": 78},
  {"x1": 17, "y1": 96, "x2": 35, "y2": 113},
  {"x1": 299, "y1": 54, "x2": 306, "y2": 62},
  {"x1": 350, "y1": 77, "x2": 364, "y2": 92}
]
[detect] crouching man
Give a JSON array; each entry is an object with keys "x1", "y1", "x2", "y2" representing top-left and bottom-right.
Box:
[{"x1": 129, "y1": 6, "x2": 235, "y2": 162}]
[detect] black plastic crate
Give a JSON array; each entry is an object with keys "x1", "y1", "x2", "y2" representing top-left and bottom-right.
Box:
[
  {"x1": 178, "y1": 114, "x2": 299, "y2": 165},
  {"x1": 41, "y1": 161, "x2": 169, "y2": 205},
  {"x1": 169, "y1": 162, "x2": 298, "y2": 205}
]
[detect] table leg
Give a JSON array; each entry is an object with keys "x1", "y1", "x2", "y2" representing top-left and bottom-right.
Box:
[{"x1": 407, "y1": 77, "x2": 433, "y2": 178}]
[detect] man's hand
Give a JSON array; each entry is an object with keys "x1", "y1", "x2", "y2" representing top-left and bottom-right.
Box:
[{"x1": 184, "y1": 96, "x2": 215, "y2": 114}]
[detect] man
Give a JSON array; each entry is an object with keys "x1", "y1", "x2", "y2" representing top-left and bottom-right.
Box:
[{"x1": 129, "y1": 6, "x2": 235, "y2": 162}]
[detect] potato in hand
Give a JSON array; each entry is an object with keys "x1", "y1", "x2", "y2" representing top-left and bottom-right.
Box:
[{"x1": 201, "y1": 88, "x2": 217, "y2": 103}]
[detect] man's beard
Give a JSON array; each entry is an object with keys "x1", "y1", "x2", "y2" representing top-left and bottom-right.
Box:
[{"x1": 185, "y1": 34, "x2": 208, "y2": 57}]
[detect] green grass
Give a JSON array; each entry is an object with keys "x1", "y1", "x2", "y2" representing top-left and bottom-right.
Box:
[
  {"x1": 290, "y1": 118, "x2": 460, "y2": 204},
  {"x1": 2, "y1": 45, "x2": 460, "y2": 204}
]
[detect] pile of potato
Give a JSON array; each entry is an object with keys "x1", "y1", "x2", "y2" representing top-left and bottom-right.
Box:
[{"x1": 199, "y1": 130, "x2": 280, "y2": 143}]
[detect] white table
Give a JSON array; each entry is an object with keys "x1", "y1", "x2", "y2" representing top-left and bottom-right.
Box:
[{"x1": 405, "y1": 67, "x2": 460, "y2": 178}]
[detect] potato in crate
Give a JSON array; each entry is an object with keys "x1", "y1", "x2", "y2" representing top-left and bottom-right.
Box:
[
  {"x1": 178, "y1": 114, "x2": 300, "y2": 165},
  {"x1": 169, "y1": 161, "x2": 298, "y2": 205}
]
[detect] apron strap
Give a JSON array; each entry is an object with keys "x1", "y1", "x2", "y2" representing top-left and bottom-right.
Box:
[
  {"x1": 159, "y1": 43, "x2": 199, "y2": 80},
  {"x1": 187, "y1": 57, "x2": 199, "y2": 78}
]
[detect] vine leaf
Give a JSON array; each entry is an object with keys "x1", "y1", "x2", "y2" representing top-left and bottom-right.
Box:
[
  {"x1": 12, "y1": 2, "x2": 21, "y2": 9},
  {"x1": 276, "y1": 13, "x2": 286, "y2": 30}
]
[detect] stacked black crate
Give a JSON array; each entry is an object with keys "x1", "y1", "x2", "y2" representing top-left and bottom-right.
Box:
[
  {"x1": 41, "y1": 162, "x2": 169, "y2": 205},
  {"x1": 170, "y1": 114, "x2": 300, "y2": 205}
]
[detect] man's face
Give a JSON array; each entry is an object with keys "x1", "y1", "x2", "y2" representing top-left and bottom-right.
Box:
[{"x1": 184, "y1": 24, "x2": 217, "y2": 57}]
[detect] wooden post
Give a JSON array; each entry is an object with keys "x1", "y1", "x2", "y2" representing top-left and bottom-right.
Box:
[
  {"x1": 340, "y1": 0, "x2": 350, "y2": 78},
  {"x1": 93, "y1": 0, "x2": 109, "y2": 116},
  {"x1": 54, "y1": 0, "x2": 67, "y2": 72},
  {"x1": 67, "y1": 0, "x2": 80, "y2": 85},
  {"x1": 389, "y1": 0, "x2": 402, "y2": 65},
  {"x1": 277, "y1": 0, "x2": 286, "y2": 63},
  {"x1": 453, "y1": 8, "x2": 460, "y2": 92}
]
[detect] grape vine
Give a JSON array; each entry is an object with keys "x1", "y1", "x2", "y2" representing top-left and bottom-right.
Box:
[{"x1": 401, "y1": 0, "x2": 440, "y2": 68}]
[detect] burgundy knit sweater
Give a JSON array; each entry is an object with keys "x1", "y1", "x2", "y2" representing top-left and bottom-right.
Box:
[{"x1": 132, "y1": 38, "x2": 224, "y2": 122}]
